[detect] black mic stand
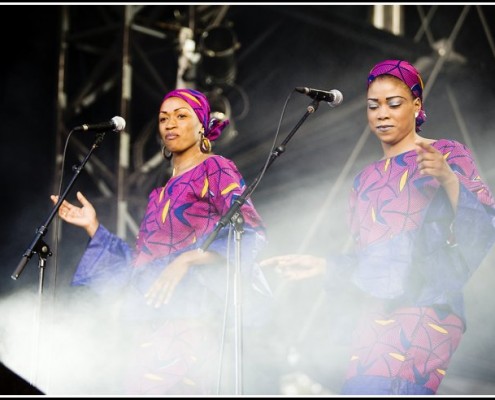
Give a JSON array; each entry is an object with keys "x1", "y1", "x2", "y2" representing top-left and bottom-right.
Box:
[
  {"x1": 11, "y1": 131, "x2": 108, "y2": 388},
  {"x1": 201, "y1": 98, "x2": 320, "y2": 394}
]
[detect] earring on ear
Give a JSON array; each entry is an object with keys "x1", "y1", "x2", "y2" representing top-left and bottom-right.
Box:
[
  {"x1": 161, "y1": 145, "x2": 172, "y2": 160},
  {"x1": 415, "y1": 112, "x2": 419, "y2": 118},
  {"x1": 200, "y1": 133, "x2": 212, "y2": 154}
]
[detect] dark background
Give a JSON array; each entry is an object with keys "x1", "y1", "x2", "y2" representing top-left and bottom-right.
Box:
[{"x1": 1, "y1": 4, "x2": 495, "y2": 395}]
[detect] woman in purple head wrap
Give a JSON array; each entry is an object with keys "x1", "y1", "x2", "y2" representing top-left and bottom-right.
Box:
[
  {"x1": 51, "y1": 88, "x2": 272, "y2": 395},
  {"x1": 367, "y1": 59, "x2": 427, "y2": 133},
  {"x1": 262, "y1": 59, "x2": 495, "y2": 395}
]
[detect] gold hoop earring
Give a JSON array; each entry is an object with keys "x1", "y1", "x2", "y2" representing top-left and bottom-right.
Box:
[
  {"x1": 161, "y1": 146, "x2": 172, "y2": 160},
  {"x1": 200, "y1": 135, "x2": 212, "y2": 154}
]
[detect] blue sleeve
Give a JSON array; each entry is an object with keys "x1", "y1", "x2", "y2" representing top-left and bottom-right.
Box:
[
  {"x1": 454, "y1": 185, "x2": 495, "y2": 274},
  {"x1": 323, "y1": 251, "x2": 357, "y2": 291},
  {"x1": 71, "y1": 224, "x2": 134, "y2": 294},
  {"x1": 416, "y1": 184, "x2": 495, "y2": 298}
]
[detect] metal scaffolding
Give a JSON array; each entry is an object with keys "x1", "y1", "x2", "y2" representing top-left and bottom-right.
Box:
[
  {"x1": 53, "y1": 4, "x2": 495, "y2": 245},
  {"x1": 21, "y1": 4, "x2": 495, "y2": 394},
  {"x1": 53, "y1": 4, "x2": 236, "y2": 244}
]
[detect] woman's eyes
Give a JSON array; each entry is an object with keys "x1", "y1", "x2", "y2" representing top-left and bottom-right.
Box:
[
  {"x1": 368, "y1": 102, "x2": 401, "y2": 109},
  {"x1": 159, "y1": 113, "x2": 188, "y2": 122}
]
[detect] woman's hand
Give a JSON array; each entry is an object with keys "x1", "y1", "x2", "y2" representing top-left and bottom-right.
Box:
[
  {"x1": 260, "y1": 254, "x2": 326, "y2": 280},
  {"x1": 145, "y1": 255, "x2": 190, "y2": 308},
  {"x1": 415, "y1": 140, "x2": 460, "y2": 208},
  {"x1": 145, "y1": 249, "x2": 222, "y2": 308},
  {"x1": 50, "y1": 191, "x2": 99, "y2": 238},
  {"x1": 415, "y1": 140, "x2": 457, "y2": 184}
]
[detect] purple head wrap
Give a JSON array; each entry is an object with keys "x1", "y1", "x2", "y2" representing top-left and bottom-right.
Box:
[
  {"x1": 162, "y1": 88, "x2": 229, "y2": 141},
  {"x1": 367, "y1": 59, "x2": 427, "y2": 132}
]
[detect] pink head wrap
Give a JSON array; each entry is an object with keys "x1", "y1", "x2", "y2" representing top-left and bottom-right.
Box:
[
  {"x1": 367, "y1": 59, "x2": 427, "y2": 132},
  {"x1": 162, "y1": 88, "x2": 229, "y2": 141}
]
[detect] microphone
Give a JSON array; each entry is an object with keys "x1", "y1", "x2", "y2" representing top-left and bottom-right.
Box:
[
  {"x1": 295, "y1": 87, "x2": 343, "y2": 107},
  {"x1": 73, "y1": 116, "x2": 126, "y2": 132}
]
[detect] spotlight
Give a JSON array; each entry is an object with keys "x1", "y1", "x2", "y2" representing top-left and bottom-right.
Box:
[{"x1": 198, "y1": 26, "x2": 240, "y2": 88}]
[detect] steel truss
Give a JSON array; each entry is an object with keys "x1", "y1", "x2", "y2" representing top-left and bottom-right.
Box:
[
  {"x1": 42, "y1": 4, "x2": 495, "y2": 395},
  {"x1": 53, "y1": 5, "x2": 495, "y2": 245},
  {"x1": 53, "y1": 4, "x2": 235, "y2": 244}
]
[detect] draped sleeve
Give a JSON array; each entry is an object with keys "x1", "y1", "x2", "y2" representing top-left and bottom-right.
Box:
[
  {"x1": 70, "y1": 155, "x2": 271, "y2": 316},
  {"x1": 71, "y1": 224, "x2": 134, "y2": 293},
  {"x1": 412, "y1": 141, "x2": 495, "y2": 314},
  {"x1": 329, "y1": 139, "x2": 495, "y2": 322}
]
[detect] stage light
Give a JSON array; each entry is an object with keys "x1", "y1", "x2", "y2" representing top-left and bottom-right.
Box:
[{"x1": 198, "y1": 26, "x2": 240, "y2": 88}]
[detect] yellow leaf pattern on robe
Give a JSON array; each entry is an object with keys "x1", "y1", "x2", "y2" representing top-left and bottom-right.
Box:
[
  {"x1": 389, "y1": 352, "x2": 406, "y2": 362},
  {"x1": 399, "y1": 170, "x2": 408, "y2": 192},
  {"x1": 384, "y1": 158, "x2": 390, "y2": 172},
  {"x1": 374, "y1": 319, "x2": 395, "y2": 326},
  {"x1": 159, "y1": 186, "x2": 166, "y2": 203},
  {"x1": 201, "y1": 178, "x2": 209, "y2": 197},
  {"x1": 161, "y1": 199, "x2": 170, "y2": 223},
  {"x1": 221, "y1": 182, "x2": 240, "y2": 195},
  {"x1": 371, "y1": 207, "x2": 376, "y2": 222},
  {"x1": 443, "y1": 151, "x2": 451, "y2": 160},
  {"x1": 144, "y1": 373, "x2": 163, "y2": 381},
  {"x1": 427, "y1": 323, "x2": 448, "y2": 334},
  {"x1": 436, "y1": 369, "x2": 446, "y2": 375}
]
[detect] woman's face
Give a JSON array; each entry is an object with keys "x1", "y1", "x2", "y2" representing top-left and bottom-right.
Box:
[
  {"x1": 158, "y1": 96, "x2": 204, "y2": 154},
  {"x1": 367, "y1": 76, "x2": 421, "y2": 148}
]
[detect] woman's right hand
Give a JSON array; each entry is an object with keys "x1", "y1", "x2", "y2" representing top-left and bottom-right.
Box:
[
  {"x1": 259, "y1": 254, "x2": 326, "y2": 280},
  {"x1": 50, "y1": 191, "x2": 99, "y2": 238}
]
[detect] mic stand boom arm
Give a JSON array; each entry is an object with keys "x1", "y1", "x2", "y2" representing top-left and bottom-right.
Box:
[
  {"x1": 11, "y1": 132, "x2": 107, "y2": 281},
  {"x1": 200, "y1": 99, "x2": 320, "y2": 252}
]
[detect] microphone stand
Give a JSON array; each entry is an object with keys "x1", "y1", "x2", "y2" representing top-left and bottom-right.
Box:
[
  {"x1": 201, "y1": 98, "x2": 320, "y2": 394},
  {"x1": 10, "y1": 131, "x2": 108, "y2": 388}
]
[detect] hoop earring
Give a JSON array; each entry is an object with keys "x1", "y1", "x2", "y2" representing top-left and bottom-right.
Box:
[
  {"x1": 161, "y1": 145, "x2": 172, "y2": 160},
  {"x1": 200, "y1": 135, "x2": 212, "y2": 154}
]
